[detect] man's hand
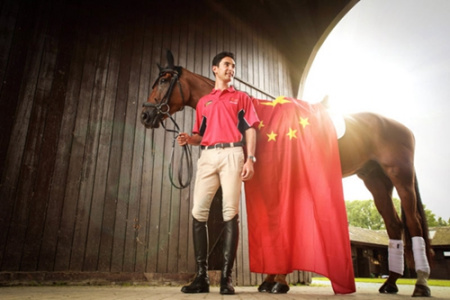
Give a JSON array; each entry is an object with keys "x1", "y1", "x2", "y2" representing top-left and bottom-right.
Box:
[
  {"x1": 241, "y1": 160, "x2": 255, "y2": 181},
  {"x1": 177, "y1": 132, "x2": 190, "y2": 146},
  {"x1": 177, "y1": 133, "x2": 201, "y2": 146}
]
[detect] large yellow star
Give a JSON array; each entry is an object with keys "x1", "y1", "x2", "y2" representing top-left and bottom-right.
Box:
[
  {"x1": 299, "y1": 117, "x2": 309, "y2": 128},
  {"x1": 267, "y1": 131, "x2": 277, "y2": 142},
  {"x1": 286, "y1": 128, "x2": 297, "y2": 140},
  {"x1": 258, "y1": 120, "x2": 265, "y2": 130},
  {"x1": 261, "y1": 96, "x2": 291, "y2": 107}
]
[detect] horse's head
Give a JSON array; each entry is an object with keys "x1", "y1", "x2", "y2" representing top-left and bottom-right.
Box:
[{"x1": 141, "y1": 50, "x2": 186, "y2": 129}]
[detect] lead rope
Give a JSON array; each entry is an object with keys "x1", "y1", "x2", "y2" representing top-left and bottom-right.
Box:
[{"x1": 161, "y1": 115, "x2": 193, "y2": 189}]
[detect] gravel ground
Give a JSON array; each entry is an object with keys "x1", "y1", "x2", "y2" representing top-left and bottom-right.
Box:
[{"x1": 0, "y1": 281, "x2": 449, "y2": 299}]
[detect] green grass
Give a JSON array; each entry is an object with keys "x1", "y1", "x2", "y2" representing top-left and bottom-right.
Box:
[{"x1": 312, "y1": 277, "x2": 450, "y2": 287}]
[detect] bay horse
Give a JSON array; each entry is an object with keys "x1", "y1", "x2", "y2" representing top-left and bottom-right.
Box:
[{"x1": 141, "y1": 51, "x2": 432, "y2": 297}]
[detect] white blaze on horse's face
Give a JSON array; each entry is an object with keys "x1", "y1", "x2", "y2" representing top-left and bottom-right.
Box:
[{"x1": 213, "y1": 57, "x2": 235, "y2": 84}]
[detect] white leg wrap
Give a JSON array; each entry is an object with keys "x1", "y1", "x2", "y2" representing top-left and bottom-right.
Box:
[
  {"x1": 412, "y1": 236, "x2": 430, "y2": 274},
  {"x1": 388, "y1": 239, "x2": 404, "y2": 275}
]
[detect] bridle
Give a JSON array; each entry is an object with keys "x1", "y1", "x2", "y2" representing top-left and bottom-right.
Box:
[
  {"x1": 143, "y1": 67, "x2": 185, "y2": 122},
  {"x1": 142, "y1": 66, "x2": 193, "y2": 189}
]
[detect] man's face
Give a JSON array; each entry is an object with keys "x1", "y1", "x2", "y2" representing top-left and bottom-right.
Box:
[{"x1": 213, "y1": 56, "x2": 235, "y2": 83}]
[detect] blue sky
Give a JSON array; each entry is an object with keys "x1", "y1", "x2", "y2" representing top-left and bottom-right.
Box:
[{"x1": 302, "y1": 0, "x2": 450, "y2": 220}]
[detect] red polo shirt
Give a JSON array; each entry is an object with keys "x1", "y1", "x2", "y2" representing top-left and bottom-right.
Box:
[{"x1": 193, "y1": 86, "x2": 259, "y2": 146}]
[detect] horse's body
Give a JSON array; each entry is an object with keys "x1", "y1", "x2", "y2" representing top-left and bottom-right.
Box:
[{"x1": 141, "y1": 52, "x2": 432, "y2": 297}]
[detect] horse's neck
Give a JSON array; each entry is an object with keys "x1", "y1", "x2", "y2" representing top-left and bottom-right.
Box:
[{"x1": 183, "y1": 68, "x2": 214, "y2": 109}]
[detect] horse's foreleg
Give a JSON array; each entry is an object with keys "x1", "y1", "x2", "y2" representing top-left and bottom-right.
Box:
[
  {"x1": 264, "y1": 274, "x2": 276, "y2": 283},
  {"x1": 274, "y1": 274, "x2": 287, "y2": 285},
  {"x1": 257, "y1": 274, "x2": 276, "y2": 292},
  {"x1": 257, "y1": 274, "x2": 289, "y2": 293},
  {"x1": 272, "y1": 274, "x2": 289, "y2": 293},
  {"x1": 379, "y1": 239, "x2": 403, "y2": 294}
]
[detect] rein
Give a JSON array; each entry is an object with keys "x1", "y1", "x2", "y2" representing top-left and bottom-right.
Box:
[
  {"x1": 164, "y1": 118, "x2": 193, "y2": 190},
  {"x1": 234, "y1": 76, "x2": 276, "y2": 100},
  {"x1": 143, "y1": 68, "x2": 193, "y2": 189}
]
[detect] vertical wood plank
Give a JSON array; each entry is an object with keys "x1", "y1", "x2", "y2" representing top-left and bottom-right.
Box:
[
  {"x1": 145, "y1": 27, "x2": 164, "y2": 273},
  {"x1": 155, "y1": 11, "x2": 177, "y2": 273},
  {"x1": 134, "y1": 10, "x2": 154, "y2": 273},
  {"x1": 96, "y1": 26, "x2": 122, "y2": 272},
  {"x1": 176, "y1": 5, "x2": 195, "y2": 273},
  {"x1": 81, "y1": 17, "x2": 113, "y2": 272},
  {"x1": 166, "y1": 16, "x2": 185, "y2": 274},
  {"x1": 121, "y1": 17, "x2": 145, "y2": 273},
  {"x1": 52, "y1": 8, "x2": 89, "y2": 271},
  {"x1": 109, "y1": 21, "x2": 134, "y2": 273}
]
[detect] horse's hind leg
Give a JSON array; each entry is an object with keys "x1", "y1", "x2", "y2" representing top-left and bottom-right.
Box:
[
  {"x1": 372, "y1": 157, "x2": 430, "y2": 297},
  {"x1": 388, "y1": 170, "x2": 431, "y2": 297},
  {"x1": 357, "y1": 164, "x2": 403, "y2": 294}
]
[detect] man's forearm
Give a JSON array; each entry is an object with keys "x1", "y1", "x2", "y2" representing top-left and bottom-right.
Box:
[{"x1": 245, "y1": 127, "x2": 256, "y2": 156}]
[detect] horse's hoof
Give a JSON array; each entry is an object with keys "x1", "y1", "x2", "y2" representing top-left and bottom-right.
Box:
[
  {"x1": 412, "y1": 284, "x2": 431, "y2": 297},
  {"x1": 271, "y1": 282, "x2": 290, "y2": 294},
  {"x1": 257, "y1": 281, "x2": 275, "y2": 293},
  {"x1": 378, "y1": 282, "x2": 398, "y2": 294}
]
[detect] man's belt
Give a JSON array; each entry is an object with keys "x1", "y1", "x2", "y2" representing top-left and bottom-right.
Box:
[{"x1": 201, "y1": 142, "x2": 244, "y2": 150}]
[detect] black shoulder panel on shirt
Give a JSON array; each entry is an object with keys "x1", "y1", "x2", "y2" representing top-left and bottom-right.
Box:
[
  {"x1": 199, "y1": 116, "x2": 207, "y2": 136},
  {"x1": 237, "y1": 109, "x2": 250, "y2": 134}
]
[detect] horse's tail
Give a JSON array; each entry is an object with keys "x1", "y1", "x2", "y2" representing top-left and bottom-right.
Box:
[{"x1": 402, "y1": 174, "x2": 434, "y2": 270}]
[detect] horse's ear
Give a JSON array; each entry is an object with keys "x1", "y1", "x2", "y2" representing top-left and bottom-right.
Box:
[
  {"x1": 166, "y1": 50, "x2": 174, "y2": 68},
  {"x1": 321, "y1": 95, "x2": 330, "y2": 108},
  {"x1": 157, "y1": 63, "x2": 163, "y2": 72}
]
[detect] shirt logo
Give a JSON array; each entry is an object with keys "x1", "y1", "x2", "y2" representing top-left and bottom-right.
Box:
[
  {"x1": 229, "y1": 98, "x2": 238, "y2": 104},
  {"x1": 205, "y1": 100, "x2": 213, "y2": 106}
]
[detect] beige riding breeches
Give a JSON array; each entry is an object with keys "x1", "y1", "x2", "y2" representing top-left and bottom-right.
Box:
[{"x1": 192, "y1": 147, "x2": 244, "y2": 222}]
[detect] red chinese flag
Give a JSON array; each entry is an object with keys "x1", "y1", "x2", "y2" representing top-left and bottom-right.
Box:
[{"x1": 245, "y1": 97, "x2": 355, "y2": 294}]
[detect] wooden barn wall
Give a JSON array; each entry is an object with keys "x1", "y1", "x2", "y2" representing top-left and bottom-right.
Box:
[{"x1": 0, "y1": 0, "x2": 351, "y2": 285}]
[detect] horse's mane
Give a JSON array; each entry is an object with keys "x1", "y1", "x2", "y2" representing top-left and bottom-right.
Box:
[{"x1": 183, "y1": 67, "x2": 214, "y2": 88}]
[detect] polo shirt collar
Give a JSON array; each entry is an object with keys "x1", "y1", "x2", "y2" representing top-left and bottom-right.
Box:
[{"x1": 211, "y1": 86, "x2": 236, "y2": 94}]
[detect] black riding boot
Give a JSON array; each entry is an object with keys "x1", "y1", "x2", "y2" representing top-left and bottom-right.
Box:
[
  {"x1": 181, "y1": 218, "x2": 210, "y2": 293},
  {"x1": 220, "y1": 215, "x2": 239, "y2": 295}
]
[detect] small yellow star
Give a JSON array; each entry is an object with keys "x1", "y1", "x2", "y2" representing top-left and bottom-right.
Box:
[
  {"x1": 267, "y1": 131, "x2": 277, "y2": 142},
  {"x1": 299, "y1": 117, "x2": 310, "y2": 128},
  {"x1": 261, "y1": 96, "x2": 291, "y2": 107},
  {"x1": 258, "y1": 120, "x2": 265, "y2": 130},
  {"x1": 286, "y1": 128, "x2": 297, "y2": 140}
]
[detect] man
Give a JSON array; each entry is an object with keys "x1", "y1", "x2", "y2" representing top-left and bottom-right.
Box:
[{"x1": 177, "y1": 51, "x2": 259, "y2": 295}]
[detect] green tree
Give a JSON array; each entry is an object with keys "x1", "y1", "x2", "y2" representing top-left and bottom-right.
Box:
[
  {"x1": 422, "y1": 204, "x2": 449, "y2": 227},
  {"x1": 345, "y1": 198, "x2": 448, "y2": 229},
  {"x1": 345, "y1": 199, "x2": 387, "y2": 230}
]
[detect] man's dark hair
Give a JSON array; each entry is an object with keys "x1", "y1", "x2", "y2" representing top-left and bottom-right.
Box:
[{"x1": 212, "y1": 51, "x2": 235, "y2": 67}]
